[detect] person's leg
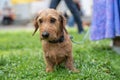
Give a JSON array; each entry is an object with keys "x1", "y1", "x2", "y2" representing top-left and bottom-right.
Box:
[
  {"x1": 7, "y1": 17, "x2": 11, "y2": 24},
  {"x1": 113, "y1": 37, "x2": 120, "y2": 47},
  {"x1": 112, "y1": 37, "x2": 120, "y2": 54},
  {"x1": 49, "y1": 0, "x2": 61, "y2": 9},
  {"x1": 2, "y1": 17, "x2": 5, "y2": 25},
  {"x1": 2, "y1": 16, "x2": 8, "y2": 25},
  {"x1": 64, "y1": 0, "x2": 84, "y2": 33},
  {"x1": 68, "y1": 16, "x2": 75, "y2": 27}
]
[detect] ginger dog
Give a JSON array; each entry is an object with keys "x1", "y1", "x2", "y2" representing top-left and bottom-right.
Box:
[{"x1": 33, "y1": 9, "x2": 78, "y2": 72}]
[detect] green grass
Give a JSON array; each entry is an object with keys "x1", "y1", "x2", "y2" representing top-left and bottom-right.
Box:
[{"x1": 0, "y1": 28, "x2": 120, "y2": 80}]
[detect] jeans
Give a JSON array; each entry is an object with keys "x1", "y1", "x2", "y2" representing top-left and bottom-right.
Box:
[
  {"x1": 50, "y1": 0, "x2": 84, "y2": 33},
  {"x1": 68, "y1": 16, "x2": 75, "y2": 27}
]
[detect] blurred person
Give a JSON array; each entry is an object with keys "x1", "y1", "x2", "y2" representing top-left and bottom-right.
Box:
[
  {"x1": 67, "y1": 0, "x2": 83, "y2": 27},
  {"x1": 90, "y1": 0, "x2": 120, "y2": 53},
  {"x1": 50, "y1": 0, "x2": 84, "y2": 34},
  {"x1": 2, "y1": 2, "x2": 15, "y2": 25}
]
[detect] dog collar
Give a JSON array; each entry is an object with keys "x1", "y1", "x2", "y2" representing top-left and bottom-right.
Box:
[{"x1": 48, "y1": 35, "x2": 64, "y2": 43}]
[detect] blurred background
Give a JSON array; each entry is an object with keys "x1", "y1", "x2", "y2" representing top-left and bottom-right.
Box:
[
  {"x1": 0, "y1": 0, "x2": 92, "y2": 26},
  {"x1": 0, "y1": 1, "x2": 120, "y2": 79}
]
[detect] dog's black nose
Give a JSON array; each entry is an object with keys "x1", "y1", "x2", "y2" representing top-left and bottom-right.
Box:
[{"x1": 42, "y1": 32, "x2": 49, "y2": 38}]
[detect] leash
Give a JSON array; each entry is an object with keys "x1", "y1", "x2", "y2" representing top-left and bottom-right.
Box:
[{"x1": 70, "y1": 28, "x2": 90, "y2": 44}]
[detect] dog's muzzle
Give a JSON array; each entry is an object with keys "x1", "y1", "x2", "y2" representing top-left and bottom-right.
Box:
[{"x1": 42, "y1": 32, "x2": 49, "y2": 38}]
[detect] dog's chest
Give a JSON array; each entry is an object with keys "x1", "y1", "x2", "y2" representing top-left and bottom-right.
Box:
[
  {"x1": 45, "y1": 44, "x2": 68, "y2": 57},
  {"x1": 45, "y1": 50, "x2": 66, "y2": 64},
  {"x1": 43, "y1": 43, "x2": 71, "y2": 64}
]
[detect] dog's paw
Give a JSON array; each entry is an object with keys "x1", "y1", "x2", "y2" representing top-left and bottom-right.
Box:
[
  {"x1": 72, "y1": 69, "x2": 80, "y2": 73},
  {"x1": 67, "y1": 67, "x2": 80, "y2": 73},
  {"x1": 46, "y1": 68, "x2": 53, "y2": 72}
]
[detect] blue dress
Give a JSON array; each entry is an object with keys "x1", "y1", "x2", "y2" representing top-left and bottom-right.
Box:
[{"x1": 90, "y1": 0, "x2": 120, "y2": 41}]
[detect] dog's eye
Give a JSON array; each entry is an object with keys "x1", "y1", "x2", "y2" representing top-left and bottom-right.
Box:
[
  {"x1": 50, "y1": 18, "x2": 56, "y2": 23},
  {"x1": 39, "y1": 19, "x2": 43, "y2": 23}
]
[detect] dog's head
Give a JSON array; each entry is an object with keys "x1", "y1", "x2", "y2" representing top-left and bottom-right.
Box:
[{"x1": 33, "y1": 9, "x2": 67, "y2": 41}]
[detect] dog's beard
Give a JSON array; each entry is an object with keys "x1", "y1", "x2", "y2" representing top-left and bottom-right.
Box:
[{"x1": 40, "y1": 34, "x2": 57, "y2": 41}]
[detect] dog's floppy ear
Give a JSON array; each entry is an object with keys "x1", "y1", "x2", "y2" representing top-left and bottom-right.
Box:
[
  {"x1": 32, "y1": 15, "x2": 39, "y2": 36},
  {"x1": 59, "y1": 14, "x2": 68, "y2": 34}
]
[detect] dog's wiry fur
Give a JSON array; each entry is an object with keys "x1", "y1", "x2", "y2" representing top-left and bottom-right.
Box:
[{"x1": 33, "y1": 9, "x2": 78, "y2": 72}]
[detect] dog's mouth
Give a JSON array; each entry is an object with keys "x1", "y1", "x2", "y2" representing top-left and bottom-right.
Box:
[
  {"x1": 40, "y1": 36, "x2": 48, "y2": 40},
  {"x1": 40, "y1": 38, "x2": 46, "y2": 40},
  {"x1": 40, "y1": 35, "x2": 64, "y2": 43},
  {"x1": 40, "y1": 35, "x2": 57, "y2": 41}
]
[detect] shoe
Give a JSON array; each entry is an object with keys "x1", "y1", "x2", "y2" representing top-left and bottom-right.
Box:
[{"x1": 78, "y1": 30, "x2": 85, "y2": 34}]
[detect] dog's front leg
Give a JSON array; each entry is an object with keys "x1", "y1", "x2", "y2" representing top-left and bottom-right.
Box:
[
  {"x1": 65, "y1": 54, "x2": 79, "y2": 72},
  {"x1": 44, "y1": 57, "x2": 54, "y2": 72}
]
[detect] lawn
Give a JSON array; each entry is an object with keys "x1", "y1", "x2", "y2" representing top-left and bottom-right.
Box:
[{"x1": 0, "y1": 28, "x2": 120, "y2": 80}]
